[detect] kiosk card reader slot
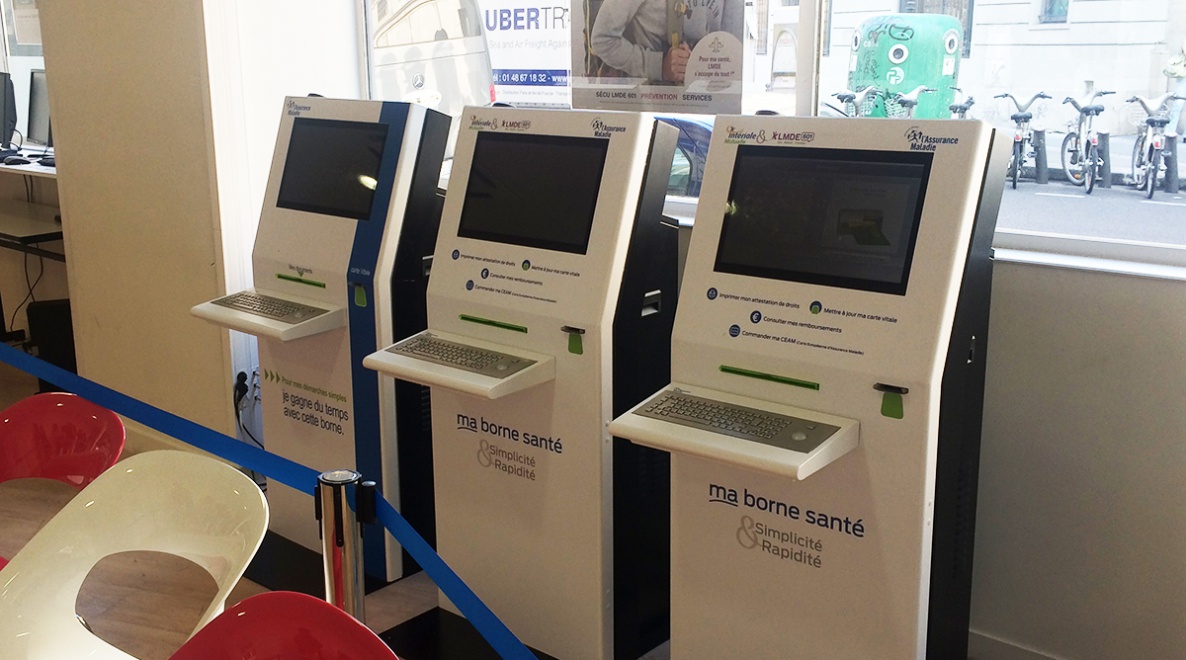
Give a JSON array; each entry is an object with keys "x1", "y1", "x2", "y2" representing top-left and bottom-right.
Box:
[
  {"x1": 366, "y1": 107, "x2": 679, "y2": 660},
  {"x1": 192, "y1": 97, "x2": 451, "y2": 587},
  {"x1": 610, "y1": 116, "x2": 1007, "y2": 659}
]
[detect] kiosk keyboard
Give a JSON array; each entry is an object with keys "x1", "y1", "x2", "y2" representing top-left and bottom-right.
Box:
[
  {"x1": 635, "y1": 390, "x2": 838, "y2": 453},
  {"x1": 212, "y1": 292, "x2": 329, "y2": 324},
  {"x1": 389, "y1": 334, "x2": 536, "y2": 379}
]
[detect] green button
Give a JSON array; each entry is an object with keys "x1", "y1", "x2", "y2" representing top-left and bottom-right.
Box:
[
  {"x1": 881, "y1": 392, "x2": 904, "y2": 419},
  {"x1": 568, "y1": 332, "x2": 583, "y2": 355}
]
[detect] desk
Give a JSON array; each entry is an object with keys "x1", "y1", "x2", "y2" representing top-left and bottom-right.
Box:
[
  {"x1": 0, "y1": 163, "x2": 64, "y2": 344},
  {"x1": 0, "y1": 198, "x2": 63, "y2": 262},
  {"x1": 0, "y1": 161, "x2": 56, "y2": 179}
]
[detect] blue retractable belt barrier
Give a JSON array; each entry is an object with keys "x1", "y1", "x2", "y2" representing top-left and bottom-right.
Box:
[{"x1": 0, "y1": 343, "x2": 535, "y2": 659}]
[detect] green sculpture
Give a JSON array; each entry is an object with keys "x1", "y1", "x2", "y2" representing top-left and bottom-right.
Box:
[{"x1": 848, "y1": 13, "x2": 962, "y2": 119}]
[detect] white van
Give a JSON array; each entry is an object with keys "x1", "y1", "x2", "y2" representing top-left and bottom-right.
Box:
[{"x1": 370, "y1": 0, "x2": 494, "y2": 119}]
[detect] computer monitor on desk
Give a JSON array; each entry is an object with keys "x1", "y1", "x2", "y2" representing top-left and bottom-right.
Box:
[
  {"x1": 0, "y1": 72, "x2": 17, "y2": 154},
  {"x1": 27, "y1": 70, "x2": 51, "y2": 148}
]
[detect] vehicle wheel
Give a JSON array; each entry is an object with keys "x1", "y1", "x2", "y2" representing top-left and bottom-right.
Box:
[
  {"x1": 1146, "y1": 150, "x2": 1160, "y2": 199},
  {"x1": 1011, "y1": 141, "x2": 1022, "y2": 189},
  {"x1": 1085, "y1": 144, "x2": 1097, "y2": 194},
  {"x1": 1131, "y1": 133, "x2": 1148, "y2": 189},
  {"x1": 1061, "y1": 132, "x2": 1085, "y2": 186}
]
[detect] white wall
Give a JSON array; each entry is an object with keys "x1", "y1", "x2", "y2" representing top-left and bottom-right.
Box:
[
  {"x1": 971, "y1": 260, "x2": 1186, "y2": 659},
  {"x1": 38, "y1": 0, "x2": 235, "y2": 450},
  {"x1": 203, "y1": 0, "x2": 364, "y2": 415}
]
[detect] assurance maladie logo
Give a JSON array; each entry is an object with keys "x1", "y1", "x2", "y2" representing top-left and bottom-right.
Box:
[
  {"x1": 904, "y1": 126, "x2": 959, "y2": 151},
  {"x1": 591, "y1": 118, "x2": 627, "y2": 138}
]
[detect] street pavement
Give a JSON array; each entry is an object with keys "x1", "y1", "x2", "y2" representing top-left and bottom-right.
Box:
[{"x1": 997, "y1": 168, "x2": 1186, "y2": 245}]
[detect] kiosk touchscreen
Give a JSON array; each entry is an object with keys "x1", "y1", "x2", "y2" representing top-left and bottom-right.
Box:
[
  {"x1": 193, "y1": 97, "x2": 450, "y2": 583},
  {"x1": 364, "y1": 107, "x2": 678, "y2": 660},
  {"x1": 610, "y1": 117, "x2": 1007, "y2": 659}
]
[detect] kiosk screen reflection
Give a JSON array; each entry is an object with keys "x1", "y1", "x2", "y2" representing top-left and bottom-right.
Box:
[
  {"x1": 457, "y1": 132, "x2": 608, "y2": 254},
  {"x1": 714, "y1": 146, "x2": 932, "y2": 295},
  {"x1": 276, "y1": 117, "x2": 390, "y2": 220}
]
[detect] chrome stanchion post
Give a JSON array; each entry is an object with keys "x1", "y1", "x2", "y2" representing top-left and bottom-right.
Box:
[{"x1": 317, "y1": 469, "x2": 366, "y2": 621}]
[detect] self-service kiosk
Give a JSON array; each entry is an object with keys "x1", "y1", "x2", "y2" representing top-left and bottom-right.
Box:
[
  {"x1": 192, "y1": 97, "x2": 450, "y2": 583},
  {"x1": 611, "y1": 117, "x2": 1007, "y2": 659},
  {"x1": 364, "y1": 107, "x2": 678, "y2": 659}
]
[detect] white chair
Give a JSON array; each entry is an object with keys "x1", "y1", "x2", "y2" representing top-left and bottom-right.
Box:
[{"x1": 0, "y1": 450, "x2": 269, "y2": 659}]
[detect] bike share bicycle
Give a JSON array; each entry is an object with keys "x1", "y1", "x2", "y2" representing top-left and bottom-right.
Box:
[
  {"x1": 1061, "y1": 89, "x2": 1115, "y2": 194},
  {"x1": 1127, "y1": 92, "x2": 1186, "y2": 199},
  {"x1": 996, "y1": 91, "x2": 1051, "y2": 189},
  {"x1": 949, "y1": 87, "x2": 975, "y2": 119},
  {"x1": 831, "y1": 86, "x2": 882, "y2": 118}
]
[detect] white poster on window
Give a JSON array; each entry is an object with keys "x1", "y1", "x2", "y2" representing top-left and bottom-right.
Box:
[
  {"x1": 481, "y1": 0, "x2": 573, "y2": 106},
  {"x1": 570, "y1": 0, "x2": 743, "y2": 113}
]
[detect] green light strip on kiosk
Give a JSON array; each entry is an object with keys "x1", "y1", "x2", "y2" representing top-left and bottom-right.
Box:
[
  {"x1": 276, "y1": 273, "x2": 327, "y2": 288},
  {"x1": 719, "y1": 365, "x2": 820, "y2": 391},
  {"x1": 459, "y1": 314, "x2": 529, "y2": 334}
]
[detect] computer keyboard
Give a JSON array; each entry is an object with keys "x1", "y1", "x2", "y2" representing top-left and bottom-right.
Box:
[
  {"x1": 389, "y1": 333, "x2": 535, "y2": 378},
  {"x1": 211, "y1": 291, "x2": 329, "y2": 324},
  {"x1": 634, "y1": 389, "x2": 838, "y2": 453}
]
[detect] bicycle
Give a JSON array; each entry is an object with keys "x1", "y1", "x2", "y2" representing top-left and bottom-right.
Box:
[
  {"x1": 831, "y1": 86, "x2": 881, "y2": 118},
  {"x1": 1127, "y1": 93, "x2": 1186, "y2": 199},
  {"x1": 889, "y1": 85, "x2": 935, "y2": 119},
  {"x1": 1061, "y1": 89, "x2": 1115, "y2": 194},
  {"x1": 949, "y1": 87, "x2": 975, "y2": 119},
  {"x1": 995, "y1": 91, "x2": 1051, "y2": 189}
]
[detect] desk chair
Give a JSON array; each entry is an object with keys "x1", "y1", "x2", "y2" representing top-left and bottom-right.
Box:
[
  {"x1": 0, "y1": 392, "x2": 125, "y2": 569},
  {"x1": 169, "y1": 591, "x2": 400, "y2": 660},
  {"x1": 0, "y1": 450, "x2": 269, "y2": 659}
]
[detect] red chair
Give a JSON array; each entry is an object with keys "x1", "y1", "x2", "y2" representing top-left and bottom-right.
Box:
[
  {"x1": 0, "y1": 392, "x2": 125, "y2": 569},
  {"x1": 169, "y1": 591, "x2": 399, "y2": 660},
  {"x1": 0, "y1": 392, "x2": 126, "y2": 488}
]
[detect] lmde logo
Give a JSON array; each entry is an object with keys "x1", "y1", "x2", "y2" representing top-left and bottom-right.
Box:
[
  {"x1": 772, "y1": 131, "x2": 814, "y2": 144},
  {"x1": 469, "y1": 115, "x2": 499, "y2": 130},
  {"x1": 499, "y1": 119, "x2": 532, "y2": 131},
  {"x1": 904, "y1": 126, "x2": 959, "y2": 151},
  {"x1": 725, "y1": 125, "x2": 767, "y2": 144},
  {"x1": 591, "y1": 118, "x2": 627, "y2": 138}
]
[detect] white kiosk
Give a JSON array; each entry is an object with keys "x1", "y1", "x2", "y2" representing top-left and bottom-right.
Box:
[
  {"x1": 193, "y1": 97, "x2": 450, "y2": 584},
  {"x1": 364, "y1": 107, "x2": 678, "y2": 659},
  {"x1": 611, "y1": 117, "x2": 1007, "y2": 659}
]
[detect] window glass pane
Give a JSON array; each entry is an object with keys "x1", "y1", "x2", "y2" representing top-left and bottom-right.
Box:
[
  {"x1": 819, "y1": 0, "x2": 1186, "y2": 248},
  {"x1": 744, "y1": 0, "x2": 801, "y2": 115},
  {"x1": 367, "y1": 0, "x2": 495, "y2": 119}
]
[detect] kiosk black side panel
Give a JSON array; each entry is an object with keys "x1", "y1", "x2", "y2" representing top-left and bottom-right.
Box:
[
  {"x1": 927, "y1": 131, "x2": 1007, "y2": 658},
  {"x1": 391, "y1": 110, "x2": 451, "y2": 572},
  {"x1": 611, "y1": 121, "x2": 678, "y2": 659}
]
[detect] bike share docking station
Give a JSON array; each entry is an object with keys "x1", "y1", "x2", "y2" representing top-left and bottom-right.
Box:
[
  {"x1": 364, "y1": 107, "x2": 679, "y2": 659},
  {"x1": 193, "y1": 97, "x2": 450, "y2": 588},
  {"x1": 611, "y1": 116, "x2": 1008, "y2": 658}
]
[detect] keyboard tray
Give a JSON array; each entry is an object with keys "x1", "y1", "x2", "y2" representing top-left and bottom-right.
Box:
[
  {"x1": 191, "y1": 288, "x2": 346, "y2": 341},
  {"x1": 363, "y1": 329, "x2": 555, "y2": 400},
  {"x1": 610, "y1": 383, "x2": 860, "y2": 480}
]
